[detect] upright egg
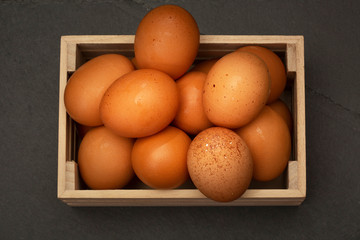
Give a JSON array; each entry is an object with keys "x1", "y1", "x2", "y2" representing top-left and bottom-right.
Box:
[
  {"x1": 64, "y1": 54, "x2": 134, "y2": 126},
  {"x1": 237, "y1": 46, "x2": 287, "y2": 103},
  {"x1": 134, "y1": 4, "x2": 200, "y2": 79},
  {"x1": 187, "y1": 127, "x2": 253, "y2": 202},
  {"x1": 203, "y1": 51, "x2": 270, "y2": 128},
  {"x1": 235, "y1": 106, "x2": 291, "y2": 182},
  {"x1": 131, "y1": 126, "x2": 191, "y2": 189},
  {"x1": 173, "y1": 71, "x2": 213, "y2": 135},
  {"x1": 78, "y1": 126, "x2": 134, "y2": 190},
  {"x1": 100, "y1": 69, "x2": 179, "y2": 138}
]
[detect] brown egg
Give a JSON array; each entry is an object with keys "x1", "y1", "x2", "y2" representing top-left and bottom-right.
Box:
[
  {"x1": 173, "y1": 71, "x2": 213, "y2": 135},
  {"x1": 237, "y1": 46, "x2": 287, "y2": 103},
  {"x1": 100, "y1": 69, "x2": 179, "y2": 138},
  {"x1": 269, "y1": 99, "x2": 293, "y2": 132},
  {"x1": 132, "y1": 126, "x2": 191, "y2": 189},
  {"x1": 134, "y1": 4, "x2": 200, "y2": 79},
  {"x1": 191, "y1": 58, "x2": 219, "y2": 74},
  {"x1": 187, "y1": 127, "x2": 253, "y2": 202},
  {"x1": 64, "y1": 54, "x2": 134, "y2": 126},
  {"x1": 78, "y1": 126, "x2": 134, "y2": 190},
  {"x1": 203, "y1": 51, "x2": 270, "y2": 128},
  {"x1": 235, "y1": 106, "x2": 291, "y2": 182}
]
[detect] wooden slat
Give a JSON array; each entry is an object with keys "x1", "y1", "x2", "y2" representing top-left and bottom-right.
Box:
[
  {"x1": 59, "y1": 188, "x2": 304, "y2": 199},
  {"x1": 287, "y1": 161, "x2": 298, "y2": 189},
  {"x1": 64, "y1": 198, "x2": 304, "y2": 207},
  {"x1": 286, "y1": 43, "x2": 297, "y2": 77},
  {"x1": 65, "y1": 161, "x2": 80, "y2": 190},
  {"x1": 57, "y1": 36, "x2": 68, "y2": 198},
  {"x1": 294, "y1": 37, "x2": 306, "y2": 197},
  {"x1": 58, "y1": 189, "x2": 304, "y2": 206}
]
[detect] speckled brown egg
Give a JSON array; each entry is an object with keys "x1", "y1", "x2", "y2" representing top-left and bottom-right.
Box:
[
  {"x1": 187, "y1": 127, "x2": 253, "y2": 202},
  {"x1": 203, "y1": 51, "x2": 270, "y2": 128}
]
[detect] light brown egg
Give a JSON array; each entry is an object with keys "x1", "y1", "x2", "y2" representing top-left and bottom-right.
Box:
[
  {"x1": 203, "y1": 51, "x2": 270, "y2": 128},
  {"x1": 100, "y1": 69, "x2": 179, "y2": 138},
  {"x1": 187, "y1": 127, "x2": 253, "y2": 202},
  {"x1": 78, "y1": 126, "x2": 134, "y2": 190},
  {"x1": 64, "y1": 54, "x2": 134, "y2": 126},
  {"x1": 173, "y1": 71, "x2": 213, "y2": 135},
  {"x1": 235, "y1": 106, "x2": 291, "y2": 182},
  {"x1": 134, "y1": 4, "x2": 200, "y2": 79},
  {"x1": 131, "y1": 126, "x2": 191, "y2": 189},
  {"x1": 269, "y1": 99, "x2": 293, "y2": 132},
  {"x1": 237, "y1": 46, "x2": 287, "y2": 103},
  {"x1": 191, "y1": 58, "x2": 219, "y2": 74}
]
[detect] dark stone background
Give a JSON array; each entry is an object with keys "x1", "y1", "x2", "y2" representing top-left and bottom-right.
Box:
[{"x1": 1, "y1": 0, "x2": 359, "y2": 239}]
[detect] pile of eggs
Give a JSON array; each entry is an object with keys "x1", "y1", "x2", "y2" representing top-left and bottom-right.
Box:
[{"x1": 64, "y1": 5, "x2": 292, "y2": 202}]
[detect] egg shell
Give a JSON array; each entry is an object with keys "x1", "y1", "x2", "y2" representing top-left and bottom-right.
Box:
[
  {"x1": 237, "y1": 46, "x2": 287, "y2": 104},
  {"x1": 173, "y1": 71, "x2": 213, "y2": 135},
  {"x1": 235, "y1": 106, "x2": 291, "y2": 182},
  {"x1": 131, "y1": 126, "x2": 191, "y2": 189},
  {"x1": 269, "y1": 99, "x2": 293, "y2": 132},
  {"x1": 100, "y1": 69, "x2": 179, "y2": 138},
  {"x1": 78, "y1": 126, "x2": 134, "y2": 190},
  {"x1": 64, "y1": 54, "x2": 134, "y2": 126},
  {"x1": 187, "y1": 127, "x2": 253, "y2": 202},
  {"x1": 134, "y1": 4, "x2": 200, "y2": 79},
  {"x1": 203, "y1": 51, "x2": 270, "y2": 128}
]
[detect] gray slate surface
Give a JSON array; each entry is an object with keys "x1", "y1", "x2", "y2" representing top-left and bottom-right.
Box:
[{"x1": 1, "y1": 0, "x2": 359, "y2": 239}]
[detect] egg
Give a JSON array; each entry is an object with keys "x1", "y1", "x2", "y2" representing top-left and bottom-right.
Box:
[
  {"x1": 187, "y1": 127, "x2": 253, "y2": 202},
  {"x1": 134, "y1": 4, "x2": 200, "y2": 79},
  {"x1": 190, "y1": 58, "x2": 219, "y2": 74},
  {"x1": 269, "y1": 99, "x2": 293, "y2": 132},
  {"x1": 131, "y1": 126, "x2": 191, "y2": 189},
  {"x1": 100, "y1": 69, "x2": 179, "y2": 138},
  {"x1": 173, "y1": 71, "x2": 213, "y2": 135},
  {"x1": 64, "y1": 54, "x2": 134, "y2": 126},
  {"x1": 203, "y1": 51, "x2": 270, "y2": 128},
  {"x1": 78, "y1": 126, "x2": 134, "y2": 189},
  {"x1": 235, "y1": 106, "x2": 291, "y2": 181},
  {"x1": 237, "y1": 46, "x2": 287, "y2": 103}
]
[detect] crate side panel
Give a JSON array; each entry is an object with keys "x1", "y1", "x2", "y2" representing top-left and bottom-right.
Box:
[
  {"x1": 58, "y1": 37, "x2": 69, "y2": 197},
  {"x1": 295, "y1": 37, "x2": 306, "y2": 196}
]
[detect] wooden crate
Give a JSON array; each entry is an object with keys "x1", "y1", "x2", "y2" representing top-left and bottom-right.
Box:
[{"x1": 58, "y1": 35, "x2": 306, "y2": 206}]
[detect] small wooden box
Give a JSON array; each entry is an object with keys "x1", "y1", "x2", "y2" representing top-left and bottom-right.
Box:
[{"x1": 58, "y1": 35, "x2": 306, "y2": 206}]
